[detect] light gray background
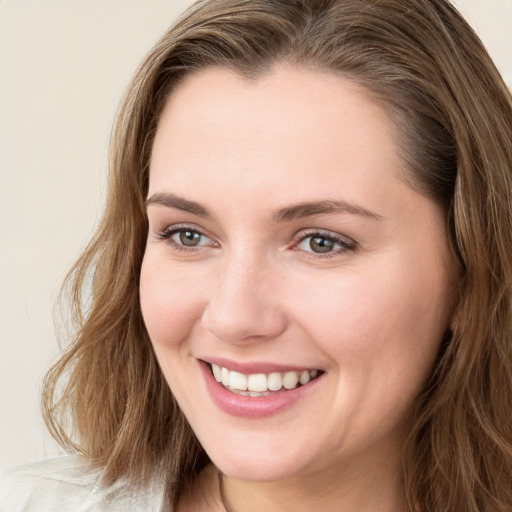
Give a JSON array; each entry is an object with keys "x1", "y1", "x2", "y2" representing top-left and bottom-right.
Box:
[{"x1": 1, "y1": 0, "x2": 511, "y2": 471}]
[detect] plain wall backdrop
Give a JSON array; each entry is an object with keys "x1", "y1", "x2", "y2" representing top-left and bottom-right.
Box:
[{"x1": 1, "y1": 0, "x2": 511, "y2": 471}]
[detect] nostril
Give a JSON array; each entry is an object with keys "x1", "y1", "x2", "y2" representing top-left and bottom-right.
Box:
[{"x1": 200, "y1": 298, "x2": 287, "y2": 344}]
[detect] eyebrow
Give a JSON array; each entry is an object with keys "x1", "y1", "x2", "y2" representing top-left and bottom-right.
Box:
[
  {"x1": 145, "y1": 192, "x2": 382, "y2": 221},
  {"x1": 273, "y1": 199, "x2": 382, "y2": 222},
  {"x1": 145, "y1": 193, "x2": 210, "y2": 217}
]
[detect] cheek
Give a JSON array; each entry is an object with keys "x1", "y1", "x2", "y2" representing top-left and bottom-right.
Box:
[
  {"x1": 287, "y1": 260, "x2": 450, "y2": 376},
  {"x1": 139, "y1": 253, "x2": 206, "y2": 349},
  {"x1": 287, "y1": 265, "x2": 449, "y2": 441}
]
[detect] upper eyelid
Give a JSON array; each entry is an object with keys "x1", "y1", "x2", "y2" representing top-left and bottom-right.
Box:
[
  {"x1": 294, "y1": 228, "x2": 355, "y2": 244},
  {"x1": 159, "y1": 223, "x2": 213, "y2": 238},
  {"x1": 162, "y1": 223, "x2": 204, "y2": 233}
]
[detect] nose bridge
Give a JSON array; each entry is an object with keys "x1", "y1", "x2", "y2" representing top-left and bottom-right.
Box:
[{"x1": 201, "y1": 246, "x2": 287, "y2": 344}]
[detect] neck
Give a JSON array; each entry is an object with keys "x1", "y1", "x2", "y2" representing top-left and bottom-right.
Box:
[
  {"x1": 177, "y1": 446, "x2": 407, "y2": 512},
  {"x1": 219, "y1": 464, "x2": 405, "y2": 512},
  {"x1": 217, "y1": 439, "x2": 407, "y2": 512}
]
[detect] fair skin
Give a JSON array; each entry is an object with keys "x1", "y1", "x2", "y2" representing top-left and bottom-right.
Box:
[{"x1": 140, "y1": 65, "x2": 455, "y2": 511}]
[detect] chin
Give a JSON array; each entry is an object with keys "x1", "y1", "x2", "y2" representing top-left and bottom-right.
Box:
[
  {"x1": 214, "y1": 456, "x2": 300, "y2": 482},
  {"x1": 199, "y1": 431, "x2": 314, "y2": 482}
]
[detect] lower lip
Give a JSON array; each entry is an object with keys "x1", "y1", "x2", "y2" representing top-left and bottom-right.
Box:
[{"x1": 199, "y1": 361, "x2": 323, "y2": 418}]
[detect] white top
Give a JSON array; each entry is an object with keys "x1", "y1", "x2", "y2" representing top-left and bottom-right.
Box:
[{"x1": 0, "y1": 456, "x2": 168, "y2": 511}]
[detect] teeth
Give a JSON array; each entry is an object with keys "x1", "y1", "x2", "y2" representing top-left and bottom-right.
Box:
[
  {"x1": 248, "y1": 373, "x2": 267, "y2": 392},
  {"x1": 212, "y1": 364, "x2": 222, "y2": 382},
  {"x1": 267, "y1": 372, "x2": 282, "y2": 391},
  {"x1": 299, "y1": 370, "x2": 310, "y2": 385},
  {"x1": 229, "y1": 371, "x2": 248, "y2": 391},
  {"x1": 282, "y1": 371, "x2": 299, "y2": 389},
  {"x1": 210, "y1": 364, "x2": 321, "y2": 394},
  {"x1": 221, "y1": 367, "x2": 230, "y2": 387}
]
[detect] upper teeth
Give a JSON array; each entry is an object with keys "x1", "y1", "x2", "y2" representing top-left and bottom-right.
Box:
[{"x1": 211, "y1": 363, "x2": 319, "y2": 394}]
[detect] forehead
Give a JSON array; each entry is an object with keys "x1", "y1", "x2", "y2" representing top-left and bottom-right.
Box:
[
  {"x1": 152, "y1": 65, "x2": 396, "y2": 153},
  {"x1": 148, "y1": 65, "x2": 407, "y2": 215}
]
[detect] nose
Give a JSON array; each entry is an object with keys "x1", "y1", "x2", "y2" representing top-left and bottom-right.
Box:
[{"x1": 201, "y1": 253, "x2": 288, "y2": 345}]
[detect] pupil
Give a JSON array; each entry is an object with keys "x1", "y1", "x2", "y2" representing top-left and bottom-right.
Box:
[
  {"x1": 310, "y1": 236, "x2": 334, "y2": 253},
  {"x1": 180, "y1": 230, "x2": 200, "y2": 246}
]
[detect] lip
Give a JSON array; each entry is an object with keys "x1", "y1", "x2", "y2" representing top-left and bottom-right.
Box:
[
  {"x1": 201, "y1": 356, "x2": 320, "y2": 375},
  {"x1": 199, "y1": 360, "x2": 324, "y2": 419}
]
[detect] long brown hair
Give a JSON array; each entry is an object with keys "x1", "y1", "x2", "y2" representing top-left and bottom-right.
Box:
[{"x1": 43, "y1": 0, "x2": 512, "y2": 509}]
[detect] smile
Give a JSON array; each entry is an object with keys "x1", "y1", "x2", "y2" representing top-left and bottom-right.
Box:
[
  {"x1": 200, "y1": 360, "x2": 325, "y2": 418},
  {"x1": 209, "y1": 363, "x2": 322, "y2": 397}
]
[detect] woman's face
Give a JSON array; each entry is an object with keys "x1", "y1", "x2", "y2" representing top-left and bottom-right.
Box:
[{"x1": 140, "y1": 65, "x2": 455, "y2": 483}]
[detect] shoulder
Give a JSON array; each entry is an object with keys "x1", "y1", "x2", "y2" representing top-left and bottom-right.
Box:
[
  {"x1": 0, "y1": 455, "x2": 101, "y2": 511},
  {"x1": 0, "y1": 455, "x2": 166, "y2": 511}
]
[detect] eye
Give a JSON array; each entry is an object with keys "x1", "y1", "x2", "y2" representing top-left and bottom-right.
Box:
[
  {"x1": 295, "y1": 231, "x2": 355, "y2": 256},
  {"x1": 156, "y1": 225, "x2": 217, "y2": 251},
  {"x1": 172, "y1": 229, "x2": 209, "y2": 247}
]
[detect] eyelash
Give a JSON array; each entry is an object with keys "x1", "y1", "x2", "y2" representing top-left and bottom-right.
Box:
[
  {"x1": 293, "y1": 229, "x2": 356, "y2": 258},
  {"x1": 155, "y1": 224, "x2": 356, "y2": 258},
  {"x1": 156, "y1": 224, "x2": 217, "y2": 253}
]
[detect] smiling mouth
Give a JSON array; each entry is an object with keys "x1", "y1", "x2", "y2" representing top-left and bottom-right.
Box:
[{"x1": 208, "y1": 363, "x2": 324, "y2": 397}]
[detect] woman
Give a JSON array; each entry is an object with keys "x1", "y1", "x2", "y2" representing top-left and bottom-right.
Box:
[{"x1": 2, "y1": 0, "x2": 512, "y2": 510}]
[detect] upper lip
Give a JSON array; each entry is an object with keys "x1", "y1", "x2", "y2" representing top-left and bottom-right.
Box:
[{"x1": 200, "y1": 357, "x2": 322, "y2": 375}]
